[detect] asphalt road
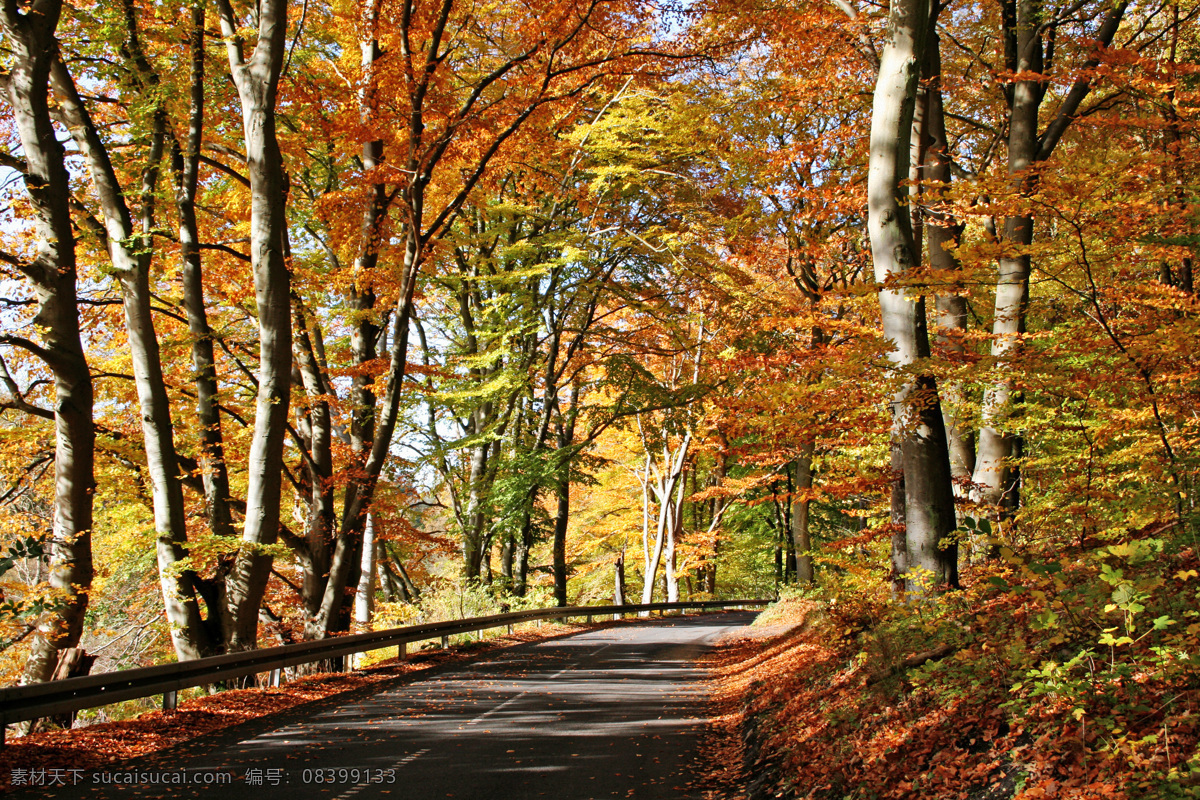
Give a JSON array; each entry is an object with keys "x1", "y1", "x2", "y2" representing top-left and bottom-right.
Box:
[{"x1": 14, "y1": 612, "x2": 755, "y2": 800}]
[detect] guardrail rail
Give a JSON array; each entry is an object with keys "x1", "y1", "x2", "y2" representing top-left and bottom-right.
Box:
[{"x1": 0, "y1": 598, "x2": 768, "y2": 741}]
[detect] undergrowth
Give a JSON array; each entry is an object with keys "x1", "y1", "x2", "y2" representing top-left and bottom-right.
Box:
[{"x1": 718, "y1": 523, "x2": 1200, "y2": 799}]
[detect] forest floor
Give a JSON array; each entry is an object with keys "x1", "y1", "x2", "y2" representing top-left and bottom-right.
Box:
[
  {"x1": 694, "y1": 539, "x2": 1200, "y2": 800},
  {"x1": 0, "y1": 621, "x2": 598, "y2": 794}
]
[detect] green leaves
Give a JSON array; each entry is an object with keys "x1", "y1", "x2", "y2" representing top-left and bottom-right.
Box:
[{"x1": 0, "y1": 536, "x2": 45, "y2": 579}]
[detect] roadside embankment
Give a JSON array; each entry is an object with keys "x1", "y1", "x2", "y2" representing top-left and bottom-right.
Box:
[{"x1": 699, "y1": 547, "x2": 1200, "y2": 800}]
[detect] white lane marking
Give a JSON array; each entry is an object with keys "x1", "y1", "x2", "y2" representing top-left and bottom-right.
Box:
[
  {"x1": 466, "y1": 693, "x2": 522, "y2": 725},
  {"x1": 395, "y1": 748, "x2": 431, "y2": 767},
  {"x1": 330, "y1": 748, "x2": 431, "y2": 800},
  {"x1": 319, "y1": 639, "x2": 622, "y2": 798},
  {"x1": 461, "y1": 641, "x2": 612, "y2": 727}
]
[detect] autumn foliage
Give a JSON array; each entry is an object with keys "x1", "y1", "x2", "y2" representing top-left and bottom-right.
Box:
[{"x1": 0, "y1": 0, "x2": 1199, "y2": 794}]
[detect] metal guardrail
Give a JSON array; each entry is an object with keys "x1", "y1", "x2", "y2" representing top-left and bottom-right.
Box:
[{"x1": 0, "y1": 599, "x2": 767, "y2": 734}]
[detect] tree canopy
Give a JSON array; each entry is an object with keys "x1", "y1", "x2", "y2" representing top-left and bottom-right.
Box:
[{"x1": 1, "y1": 3, "x2": 1198, "y2": 786}]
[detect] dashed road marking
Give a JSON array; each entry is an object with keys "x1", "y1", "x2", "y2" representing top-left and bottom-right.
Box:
[{"x1": 330, "y1": 748, "x2": 430, "y2": 800}]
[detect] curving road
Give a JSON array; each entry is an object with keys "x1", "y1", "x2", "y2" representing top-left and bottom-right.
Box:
[{"x1": 15, "y1": 612, "x2": 755, "y2": 800}]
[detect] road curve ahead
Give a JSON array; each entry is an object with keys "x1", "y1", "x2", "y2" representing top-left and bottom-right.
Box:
[{"x1": 16, "y1": 612, "x2": 756, "y2": 800}]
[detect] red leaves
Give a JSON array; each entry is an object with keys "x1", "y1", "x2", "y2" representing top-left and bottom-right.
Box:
[{"x1": 698, "y1": 576, "x2": 1200, "y2": 800}]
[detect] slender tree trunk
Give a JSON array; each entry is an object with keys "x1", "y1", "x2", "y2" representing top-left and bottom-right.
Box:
[
  {"x1": 552, "y1": 387, "x2": 578, "y2": 607},
  {"x1": 973, "y1": 0, "x2": 1037, "y2": 514},
  {"x1": 889, "y1": 442, "x2": 907, "y2": 594},
  {"x1": 614, "y1": 549, "x2": 626, "y2": 606},
  {"x1": 777, "y1": 494, "x2": 787, "y2": 587},
  {"x1": 663, "y1": 503, "x2": 678, "y2": 602},
  {"x1": 378, "y1": 552, "x2": 400, "y2": 602},
  {"x1": 1162, "y1": 2, "x2": 1193, "y2": 293},
  {"x1": 643, "y1": 494, "x2": 671, "y2": 604},
  {"x1": 391, "y1": 549, "x2": 421, "y2": 601},
  {"x1": 791, "y1": 446, "x2": 815, "y2": 584},
  {"x1": 293, "y1": 300, "x2": 338, "y2": 638},
  {"x1": 552, "y1": 475, "x2": 570, "y2": 607},
  {"x1": 355, "y1": 515, "x2": 377, "y2": 629},
  {"x1": 704, "y1": 443, "x2": 726, "y2": 594},
  {"x1": 500, "y1": 538, "x2": 514, "y2": 588},
  {"x1": 0, "y1": 0, "x2": 96, "y2": 683},
  {"x1": 868, "y1": 0, "x2": 958, "y2": 590},
  {"x1": 463, "y1": 431, "x2": 491, "y2": 579},
  {"x1": 216, "y1": 0, "x2": 292, "y2": 651},
  {"x1": 663, "y1": 466, "x2": 687, "y2": 603},
  {"x1": 514, "y1": 511, "x2": 534, "y2": 597},
  {"x1": 173, "y1": 4, "x2": 235, "y2": 560},
  {"x1": 973, "y1": 0, "x2": 1129, "y2": 513},
  {"x1": 923, "y1": 27, "x2": 976, "y2": 493}
]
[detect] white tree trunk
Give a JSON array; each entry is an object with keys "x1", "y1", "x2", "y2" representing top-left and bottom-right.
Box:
[
  {"x1": 0, "y1": 0, "x2": 96, "y2": 683},
  {"x1": 868, "y1": 0, "x2": 958, "y2": 590},
  {"x1": 216, "y1": 0, "x2": 292, "y2": 651}
]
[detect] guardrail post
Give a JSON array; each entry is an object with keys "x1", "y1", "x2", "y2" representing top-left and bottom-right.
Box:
[
  {"x1": 586, "y1": 614, "x2": 592, "y2": 624},
  {"x1": 441, "y1": 635, "x2": 450, "y2": 649},
  {"x1": 162, "y1": 690, "x2": 178, "y2": 712},
  {"x1": 398, "y1": 642, "x2": 407, "y2": 661},
  {"x1": 270, "y1": 669, "x2": 282, "y2": 687},
  {"x1": 506, "y1": 623, "x2": 513, "y2": 635}
]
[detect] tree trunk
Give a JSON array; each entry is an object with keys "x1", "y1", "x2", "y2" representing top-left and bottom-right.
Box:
[
  {"x1": 551, "y1": 388, "x2": 579, "y2": 607},
  {"x1": 499, "y1": 538, "x2": 514, "y2": 590},
  {"x1": 0, "y1": 0, "x2": 96, "y2": 683},
  {"x1": 663, "y1": 469, "x2": 686, "y2": 603},
  {"x1": 641, "y1": 472, "x2": 672, "y2": 604},
  {"x1": 791, "y1": 447, "x2": 815, "y2": 584},
  {"x1": 173, "y1": 3, "x2": 235, "y2": 562},
  {"x1": 514, "y1": 511, "x2": 534, "y2": 597},
  {"x1": 552, "y1": 474, "x2": 570, "y2": 607},
  {"x1": 704, "y1": 443, "x2": 726, "y2": 595},
  {"x1": 614, "y1": 550, "x2": 626, "y2": 606},
  {"x1": 292, "y1": 300, "x2": 338, "y2": 640},
  {"x1": 462, "y1": 433, "x2": 491, "y2": 579},
  {"x1": 868, "y1": 0, "x2": 958, "y2": 590},
  {"x1": 924, "y1": 27, "x2": 975, "y2": 493},
  {"x1": 50, "y1": 35, "x2": 213, "y2": 661},
  {"x1": 639, "y1": 419, "x2": 694, "y2": 604},
  {"x1": 889, "y1": 441, "x2": 908, "y2": 594},
  {"x1": 973, "y1": 0, "x2": 1129, "y2": 513},
  {"x1": 391, "y1": 550, "x2": 421, "y2": 602},
  {"x1": 1161, "y1": 2, "x2": 1193, "y2": 294},
  {"x1": 216, "y1": 0, "x2": 292, "y2": 651},
  {"x1": 973, "y1": 0, "x2": 1037, "y2": 514},
  {"x1": 355, "y1": 515, "x2": 377, "y2": 628}
]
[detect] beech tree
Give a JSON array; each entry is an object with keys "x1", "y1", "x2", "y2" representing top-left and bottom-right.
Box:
[
  {"x1": 49, "y1": 1, "x2": 210, "y2": 660},
  {"x1": 972, "y1": 0, "x2": 1130, "y2": 514},
  {"x1": 868, "y1": 0, "x2": 958, "y2": 589},
  {"x1": 2, "y1": 0, "x2": 1197, "y2": 700},
  {"x1": 0, "y1": 0, "x2": 96, "y2": 683},
  {"x1": 213, "y1": 0, "x2": 293, "y2": 653}
]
